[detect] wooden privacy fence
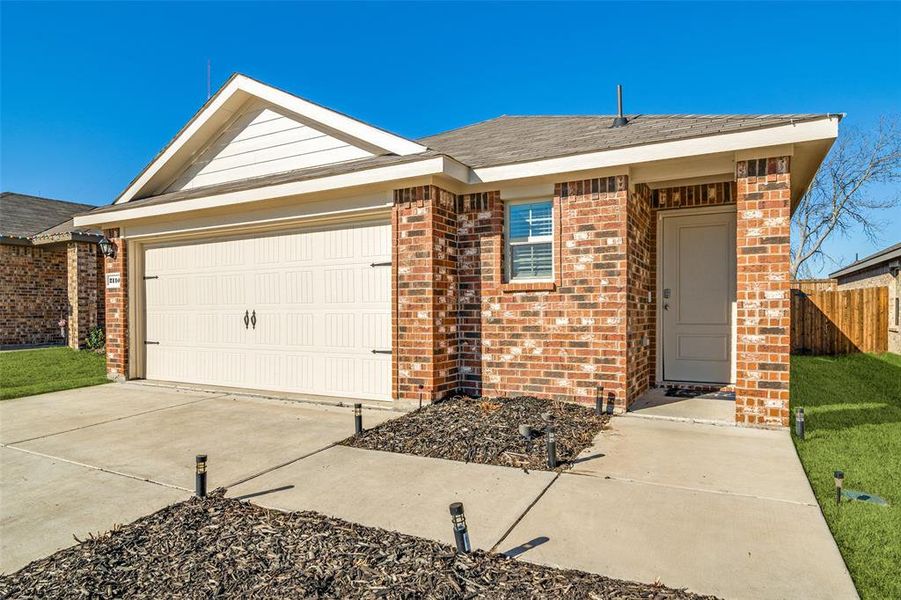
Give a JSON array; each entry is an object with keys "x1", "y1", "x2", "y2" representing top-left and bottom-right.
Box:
[{"x1": 791, "y1": 287, "x2": 889, "y2": 355}]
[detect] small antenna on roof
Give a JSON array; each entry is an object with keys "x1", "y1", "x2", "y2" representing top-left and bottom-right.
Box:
[
  {"x1": 206, "y1": 59, "x2": 211, "y2": 100},
  {"x1": 612, "y1": 84, "x2": 628, "y2": 128}
]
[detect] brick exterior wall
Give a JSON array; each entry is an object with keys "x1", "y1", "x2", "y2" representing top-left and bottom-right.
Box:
[
  {"x1": 0, "y1": 243, "x2": 68, "y2": 346},
  {"x1": 456, "y1": 176, "x2": 630, "y2": 411},
  {"x1": 626, "y1": 183, "x2": 654, "y2": 402},
  {"x1": 392, "y1": 186, "x2": 458, "y2": 403},
  {"x1": 66, "y1": 242, "x2": 101, "y2": 349},
  {"x1": 735, "y1": 157, "x2": 792, "y2": 427},
  {"x1": 103, "y1": 229, "x2": 128, "y2": 380}
]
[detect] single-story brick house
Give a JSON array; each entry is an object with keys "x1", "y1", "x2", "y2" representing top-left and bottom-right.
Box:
[
  {"x1": 74, "y1": 74, "x2": 841, "y2": 427},
  {"x1": 830, "y1": 242, "x2": 900, "y2": 354},
  {"x1": 1, "y1": 192, "x2": 105, "y2": 348}
]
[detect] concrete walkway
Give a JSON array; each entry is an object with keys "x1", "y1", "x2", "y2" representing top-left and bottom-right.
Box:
[{"x1": 0, "y1": 385, "x2": 858, "y2": 599}]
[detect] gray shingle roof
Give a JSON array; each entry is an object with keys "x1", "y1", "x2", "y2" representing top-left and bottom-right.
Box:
[
  {"x1": 419, "y1": 114, "x2": 831, "y2": 168},
  {"x1": 0, "y1": 192, "x2": 102, "y2": 240}
]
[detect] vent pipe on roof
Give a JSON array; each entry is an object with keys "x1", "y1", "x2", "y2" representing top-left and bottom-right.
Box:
[{"x1": 612, "y1": 84, "x2": 628, "y2": 128}]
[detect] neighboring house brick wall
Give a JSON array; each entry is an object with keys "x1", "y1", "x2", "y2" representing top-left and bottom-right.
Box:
[
  {"x1": 103, "y1": 228, "x2": 128, "y2": 380},
  {"x1": 457, "y1": 176, "x2": 630, "y2": 411},
  {"x1": 392, "y1": 185, "x2": 459, "y2": 403},
  {"x1": 0, "y1": 243, "x2": 68, "y2": 346},
  {"x1": 735, "y1": 156, "x2": 792, "y2": 427},
  {"x1": 835, "y1": 267, "x2": 901, "y2": 354},
  {"x1": 66, "y1": 242, "x2": 100, "y2": 349}
]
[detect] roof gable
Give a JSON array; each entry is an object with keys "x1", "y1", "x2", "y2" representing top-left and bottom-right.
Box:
[{"x1": 115, "y1": 74, "x2": 427, "y2": 204}]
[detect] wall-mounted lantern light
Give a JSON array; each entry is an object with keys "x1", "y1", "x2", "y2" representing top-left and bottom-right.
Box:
[{"x1": 98, "y1": 236, "x2": 116, "y2": 258}]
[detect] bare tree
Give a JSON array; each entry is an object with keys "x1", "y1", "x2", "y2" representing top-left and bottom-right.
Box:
[{"x1": 791, "y1": 116, "x2": 901, "y2": 278}]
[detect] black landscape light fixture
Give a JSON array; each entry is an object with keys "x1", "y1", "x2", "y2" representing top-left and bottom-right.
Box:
[
  {"x1": 546, "y1": 424, "x2": 558, "y2": 469},
  {"x1": 449, "y1": 502, "x2": 471, "y2": 554},
  {"x1": 98, "y1": 236, "x2": 116, "y2": 259},
  {"x1": 195, "y1": 454, "x2": 207, "y2": 498},
  {"x1": 418, "y1": 384, "x2": 424, "y2": 410},
  {"x1": 596, "y1": 386, "x2": 604, "y2": 416},
  {"x1": 795, "y1": 408, "x2": 805, "y2": 440},
  {"x1": 834, "y1": 470, "x2": 845, "y2": 505},
  {"x1": 354, "y1": 403, "x2": 363, "y2": 435}
]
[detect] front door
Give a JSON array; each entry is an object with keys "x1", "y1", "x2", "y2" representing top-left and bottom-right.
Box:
[{"x1": 661, "y1": 210, "x2": 736, "y2": 383}]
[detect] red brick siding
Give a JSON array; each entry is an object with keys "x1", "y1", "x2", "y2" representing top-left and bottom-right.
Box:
[
  {"x1": 103, "y1": 229, "x2": 128, "y2": 380},
  {"x1": 392, "y1": 185, "x2": 458, "y2": 402},
  {"x1": 456, "y1": 176, "x2": 629, "y2": 410},
  {"x1": 66, "y1": 242, "x2": 100, "y2": 349},
  {"x1": 0, "y1": 243, "x2": 68, "y2": 346},
  {"x1": 735, "y1": 157, "x2": 791, "y2": 427},
  {"x1": 626, "y1": 183, "x2": 654, "y2": 401}
]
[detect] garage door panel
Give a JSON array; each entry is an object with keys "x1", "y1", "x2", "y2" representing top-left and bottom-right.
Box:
[{"x1": 144, "y1": 220, "x2": 391, "y2": 400}]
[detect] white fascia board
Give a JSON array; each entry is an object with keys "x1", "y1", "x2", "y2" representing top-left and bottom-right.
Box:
[
  {"x1": 470, "y1": 117, "x2": 839, "y2": 184},
  {"x1": 114, "y1": 78, "x2": 244, "y2": 205},
  {"x1": 75, "y1": 156, "x2": 465, "y2": 228},
  {"x1": 238, "y1": 76, "x2": 426, "y2": 157}
]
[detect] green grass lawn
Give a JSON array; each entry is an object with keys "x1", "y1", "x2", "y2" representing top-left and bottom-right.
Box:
[
  {"x1": 791, "y1": 353, "x2": 901, "y2": 600},
  {"x1": 0, "y1": 347, "x2": 109, "y2": 400}
]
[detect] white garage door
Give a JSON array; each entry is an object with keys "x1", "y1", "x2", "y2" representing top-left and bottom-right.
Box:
[{"x1": 143, "y1": 220, "x2": 392, "y2": 401}]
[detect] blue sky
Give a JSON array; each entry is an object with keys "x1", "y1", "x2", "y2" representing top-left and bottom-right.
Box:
[{"x1": 2, "y1": 1, "x2": 898, "y2": 275}]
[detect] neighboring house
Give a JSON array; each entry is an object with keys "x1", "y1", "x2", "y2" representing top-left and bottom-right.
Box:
[
  {"x1": 830, "y1": 242, "x2": 901, "y2": 354},
  {"x1": 0, "y1": 192, "x2": 105, "y2": 348},
  {"x1": 74, "y1": 74, "x2": 840, "y2": 428}
]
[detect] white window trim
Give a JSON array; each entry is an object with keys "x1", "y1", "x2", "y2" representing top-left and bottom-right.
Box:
[{"x1": 504, "y1": 198, "x2": 555, "y2": 283}]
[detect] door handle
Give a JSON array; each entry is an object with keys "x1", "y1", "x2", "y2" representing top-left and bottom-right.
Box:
[
  {"x1": 244, "y1": 310, "x2": 250, "y2": 329},
  {"x1": 664, "y1": 303, "x2": 670, "y2": 311},
  {"x1": 251, "y1": 310, "x2": 257, "y2": 330}
]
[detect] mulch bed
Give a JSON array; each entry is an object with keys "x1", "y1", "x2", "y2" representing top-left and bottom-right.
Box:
[
  {"x1": 342, "y1": 395, "x2": 609, "y2": 472},
  {"x1": 0, "y1": 494, "x2": 717, "y2": 599}
]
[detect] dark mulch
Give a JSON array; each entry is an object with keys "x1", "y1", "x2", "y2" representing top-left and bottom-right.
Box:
[
  {"x1": 0, "y1": 494, "x2": 717, "y2": 599},
  {"x1": 342, "y1": 395, "x2": 609, "y2": 471}
]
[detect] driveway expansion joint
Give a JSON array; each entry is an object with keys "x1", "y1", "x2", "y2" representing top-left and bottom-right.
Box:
[
  {"x1": 489, "y1": 472, "x2": 561, "y2": 554},
  {"x1": 4, "y1": 393, "x2": 229, "y2": 445},
  {"x1": 1, "y1": 445, "x2": 193, "y2": 493}
]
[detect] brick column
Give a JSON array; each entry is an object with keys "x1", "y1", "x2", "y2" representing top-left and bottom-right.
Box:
[
  {"x1": 735, "y1": 157, "x2": 792, "y2": 427},
  {"x1": 392, "y1": 185, "x2": 458, "y2": 403},
  {"x1": 103, "y1": 229, "x2": 128, "y2": 380},
  {"x1": 66, "y1": 242, "x2": 99, "y2": 349}
]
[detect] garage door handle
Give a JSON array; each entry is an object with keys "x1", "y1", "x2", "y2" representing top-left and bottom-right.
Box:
[
  {"x1": 244, "y1": 310, "x2": 250, "y2": 329},
  {"x1": 251, "y1": 310, "x2": 257, "y2": 330},
  {"x1": 371, "y1": 349, "x2": 392, "y2": 354}
]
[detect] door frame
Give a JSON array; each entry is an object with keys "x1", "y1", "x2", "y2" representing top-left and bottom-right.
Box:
[{"x1": 655, "y1": 204, "x2": 738, "y2": 386}]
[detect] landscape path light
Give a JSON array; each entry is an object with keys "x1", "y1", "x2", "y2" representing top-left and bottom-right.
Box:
[
  {"x1": 354, "y1": 403, "x2": 363, "y2": 435},
  {"x1": 449, "y1": 502, "x2": 471, "y2": 554},
  {"x1": 195, "y1": 454, "x2": 207, "y2": 498},
  {"x1": 795, "y1": 408, "x2": 805, "y2": 440},
  {"x1": 834, "y1": 470, "x2": 844, "y2": 505},
  {"x1": 546, "y1": 424, "x2": 557, "y2": 469}
]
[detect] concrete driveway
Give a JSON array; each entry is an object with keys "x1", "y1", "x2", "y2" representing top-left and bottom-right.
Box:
[
  {"x1": 1, "y1": 385, "x2": 858, "y2": 599},
  {"x1": 0, "y1": 383, "x2": 396, "y2": 573}
]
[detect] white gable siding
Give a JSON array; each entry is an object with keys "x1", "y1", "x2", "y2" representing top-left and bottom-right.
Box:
[{"x1": 166, "y1": 106, "x2": 375, "y2": 192}]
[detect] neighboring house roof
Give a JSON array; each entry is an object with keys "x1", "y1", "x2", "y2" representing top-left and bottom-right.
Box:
[
  {"x1": 420, "y1": 114, "x2": 830, "y2": 169},
  {"x1": 0, "y1": 192, "x2": 103, "y2": 244},
  {"x1": 829, "y1": 242, "x2": 901, "y2": 279}
]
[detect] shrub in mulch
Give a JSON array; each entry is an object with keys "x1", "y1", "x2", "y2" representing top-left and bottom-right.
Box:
[
  {"x1": 342, "y1": 395, "x2": 609, "y2": 472},
  {"x1": 0, "y1": 494, "x2": 717, "y2": 599}
]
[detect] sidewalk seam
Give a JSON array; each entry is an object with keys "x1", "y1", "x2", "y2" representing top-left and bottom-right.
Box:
[{"x1": 489, "y1": 472, "x2": 561, "y2": 554}]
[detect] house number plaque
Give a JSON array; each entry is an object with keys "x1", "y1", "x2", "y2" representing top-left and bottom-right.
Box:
[{"x1": 106, "y1": 272, "x2": 121, "y2": 289}]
